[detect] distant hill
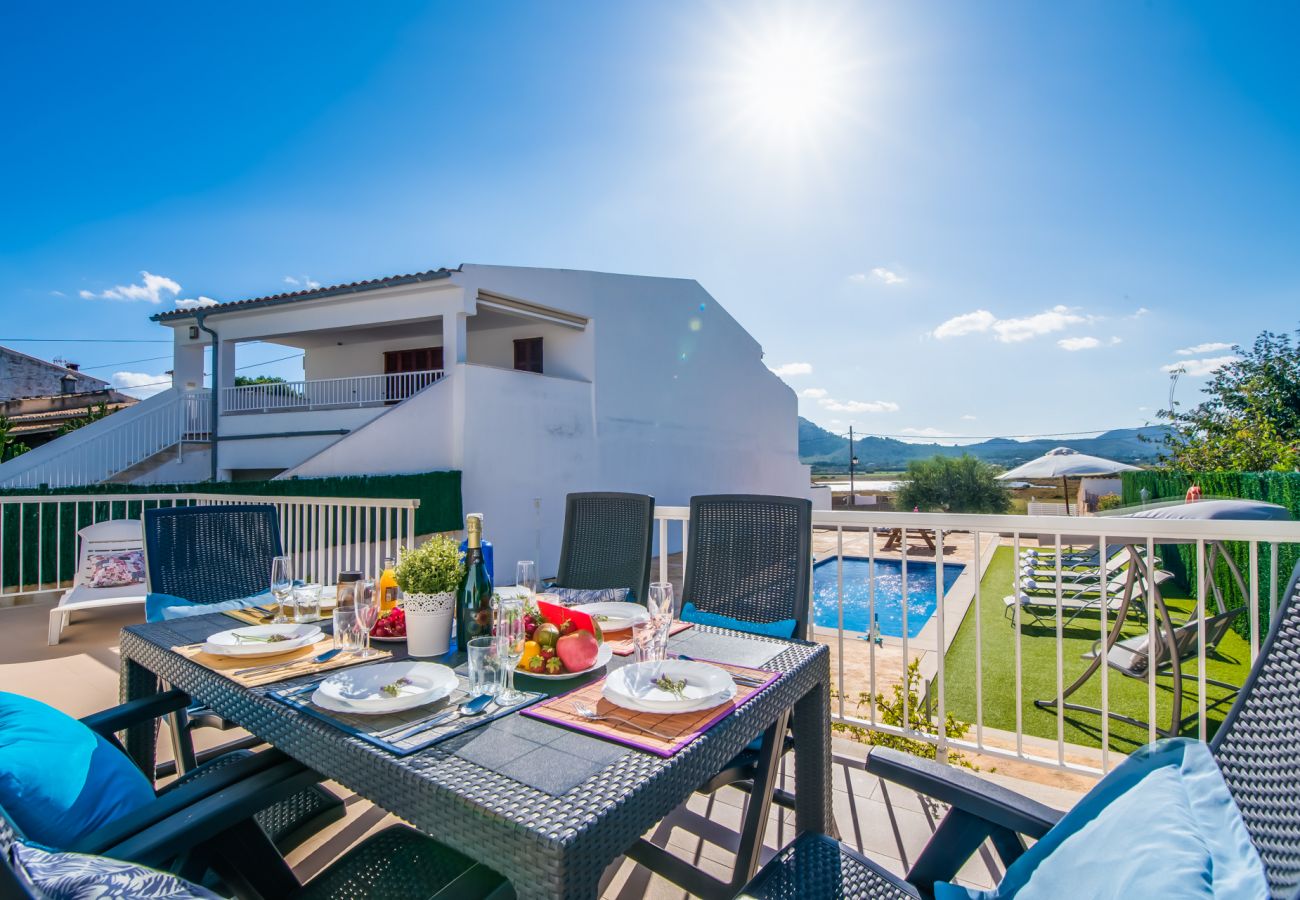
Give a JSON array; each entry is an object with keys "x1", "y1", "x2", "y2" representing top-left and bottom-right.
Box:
[{"x1": 799, "y1": 417, "x2": 1170, "y2": 473}]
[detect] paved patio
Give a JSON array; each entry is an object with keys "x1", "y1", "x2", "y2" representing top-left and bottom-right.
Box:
[{"x1": 0, "y1": 595, "x2": 1085, "y2": 897}]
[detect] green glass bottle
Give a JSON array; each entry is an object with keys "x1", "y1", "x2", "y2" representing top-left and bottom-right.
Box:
[{"x1": 457, "y1": 513, "x2": 494, "y2": 652}]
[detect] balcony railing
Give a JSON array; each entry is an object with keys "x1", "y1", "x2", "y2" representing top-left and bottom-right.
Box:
[
  {"x1": 653, "y1": 506, "x2": 1300, "y2": 777},
  {"x1": 0, "y1": 492, "x2": 419, "y2": 601},
  {"x1": 222, "y1": 370, "x2": 445, "y2": 414}
]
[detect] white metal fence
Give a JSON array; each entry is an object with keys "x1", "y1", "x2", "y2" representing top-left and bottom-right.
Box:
[
  {"x1": 654, "y1": 506, "x2": 1300, "y2": 776},
  {"x1": 0, "y1": 391, "x2": 212, "y2": 490},
  {"x1": 222, "y1": 370, "x2": 445, "y2": 414},
  {"x1": 0, "y1": 492, "x2": 419, "y2": 601}
]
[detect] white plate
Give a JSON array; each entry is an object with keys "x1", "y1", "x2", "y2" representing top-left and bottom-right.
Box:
[
  {"x1": 317, "y1": 661, "x2": 456, "y2": 713},
  {"x1": 517, "y1": 643, "x2": 613, "y2": 680},
  {"x1": 570, "y1": 602, "x2": 650, "y2": 633},
  {"x1": 309, "y1": 686, "x2": 445, "y2": 715},
  {"x1": 202, "y1": 624, "x2": 322, "y2": 659},
  {"x1": 603, "y1": 660, "x2": 737, "y2": 713},
  {"x1": 370, "y1": 634, "x2": 407, "y2": 643}
]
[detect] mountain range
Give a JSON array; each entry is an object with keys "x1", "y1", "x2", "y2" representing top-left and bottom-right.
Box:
[{"x1": 798, "y1": 417, "x2": 1170, "y2": 473}]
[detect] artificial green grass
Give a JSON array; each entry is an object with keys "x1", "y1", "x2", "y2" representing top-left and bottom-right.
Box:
[{"x1": 942, "y1": 546, "x2": 1253, "y2": 754}]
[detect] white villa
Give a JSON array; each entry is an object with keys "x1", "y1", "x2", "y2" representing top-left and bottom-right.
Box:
[{"x1": 0, "y1": 264, "x2": 813, "y2": 568}]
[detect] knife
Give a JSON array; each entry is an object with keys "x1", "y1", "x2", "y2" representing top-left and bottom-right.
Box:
[{"x1": 675, "y1": 654, "x2": 767, "y2": 687}]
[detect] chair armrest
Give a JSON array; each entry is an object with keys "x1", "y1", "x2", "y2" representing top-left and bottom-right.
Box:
[
  {"x1": 79, "y1": 689, "x2": 191, "y2": 740},
  {"x1": 103, "y1": 758, "x2": 324, "y2": 870},
  {"x1": 71, "y1": 748, "x2": 298, "y2": 855},
  {"x1": 866, "y1": 747, "x2": 1063, "y2": 839}
]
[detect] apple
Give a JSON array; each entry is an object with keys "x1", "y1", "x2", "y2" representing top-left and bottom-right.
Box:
[{"x1": 555, "y1": 629, "x2": 600, "y2": 672}]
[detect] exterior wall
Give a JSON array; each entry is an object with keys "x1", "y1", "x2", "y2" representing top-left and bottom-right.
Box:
[
  {"x1": 215, "y1": 405, "x2": 393, "y2": 473},
  {"x1": 0, "y1": 348, "x2": 108, "y2": 400},
  {"x1": 465, "y1": 320, "x2": 591, "y2": 382},
  {"x1": 304, "y1": 333, "x2": 444, "y2": 381}
]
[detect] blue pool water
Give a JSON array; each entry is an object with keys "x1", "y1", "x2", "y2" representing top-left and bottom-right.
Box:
[{"x1": 813, "y1": 557, "x2": 964, "y2": 638}]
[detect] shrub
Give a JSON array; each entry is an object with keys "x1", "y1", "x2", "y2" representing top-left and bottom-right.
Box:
[
  {"x1": 897, "y1": 454, "x2": 1012, "y2": 514},
  {"x1": 832, "y1": 658, "x2": 977, "y2": 769},
  {"x1": 1095, "y1": 493, "x2": 1123, "y2": 511},
  {"x1": 395, "y1": 534, "x2": 465, "y2": 595}
]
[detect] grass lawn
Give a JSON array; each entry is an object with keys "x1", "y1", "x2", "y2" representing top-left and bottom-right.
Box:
[{"x1": 942, "y1": 546, "x2": 1252, "y2": 754}]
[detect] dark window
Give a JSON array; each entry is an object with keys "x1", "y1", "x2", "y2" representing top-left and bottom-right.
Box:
[
  {"x1": 383, "y1": 347, "x2": 444, "y2": 402},
  {"x1": 514, "y1": 337, "x2": 543, "y2": 374}
]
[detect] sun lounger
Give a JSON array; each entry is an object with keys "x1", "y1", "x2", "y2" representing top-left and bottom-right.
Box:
[{"x1": 47, "y1": 519, "x2": 146, "y2": 645}]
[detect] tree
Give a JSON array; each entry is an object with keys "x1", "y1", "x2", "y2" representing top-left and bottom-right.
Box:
[
  {"x1": 896, "y1": 454, "x2": 1012, "y2": 514},
  {"x1": 0, "y1": 414, "x2": 29, "y2": 462},
  {"x1": 1160, "y1": 327, "x2": 1300, "y2": 472},
  {"x1": 58, "y1": 401, "x2": 114, "y2": 435},
  {"x1": 233, "y1": 375, "x2": 287, "y2": 387}
]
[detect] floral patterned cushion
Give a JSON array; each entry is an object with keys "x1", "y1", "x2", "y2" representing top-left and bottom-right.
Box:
[
  {"x1": 8, "y1": 841, "x2": 226, "y2": 900},
  {"x1": 84, "y1": 551, "x2": 146, "y2": 589},
  {"x1": 543, "y1": 586, "x2": 631, "y2": 606}
]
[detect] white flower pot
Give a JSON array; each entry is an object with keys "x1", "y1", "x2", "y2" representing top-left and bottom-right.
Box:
[{"x1": 403, "y1": 591, "x2": 456, "y2": 657}]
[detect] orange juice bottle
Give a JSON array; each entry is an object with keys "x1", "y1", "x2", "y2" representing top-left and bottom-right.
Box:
[{"x1": 378, "y1": 556, "x2": 400, "y2": 612}]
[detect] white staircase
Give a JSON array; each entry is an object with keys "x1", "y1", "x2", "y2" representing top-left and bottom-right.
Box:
[{"x1": 0, "y1": 390, "x2": 211, "y2": 489}]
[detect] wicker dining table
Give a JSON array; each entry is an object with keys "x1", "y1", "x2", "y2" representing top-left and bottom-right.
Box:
[{"x1": 117, "y1": 614, "x2": 832, "y2": 900}]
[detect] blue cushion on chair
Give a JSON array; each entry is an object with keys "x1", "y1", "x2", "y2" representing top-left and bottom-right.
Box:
[
  {"x1": 935, "y1": 738, "x2": 1266, "y2": 899},
  {"x1": 0, "y1": 693, "x2": 155, "y2": 848},
  {"x1": 679, "y1": 602, "x2": 797, "y2": 639},
  {"x1": 145, "y1": 591, "x2": 272, "y2": 623}
]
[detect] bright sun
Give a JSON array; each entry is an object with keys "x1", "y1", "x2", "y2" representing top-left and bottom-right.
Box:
[{"x1": 720, "y1": 15, "x2": 855, "y2": 154}]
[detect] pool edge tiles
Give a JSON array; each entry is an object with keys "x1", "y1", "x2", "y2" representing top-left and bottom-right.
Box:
[{"x1": 812, "y1": 555, "x2": 965, "y2": 639}]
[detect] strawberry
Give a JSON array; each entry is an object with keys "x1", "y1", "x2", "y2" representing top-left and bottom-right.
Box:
[
  {"x1": 540, "y1": 647, "x2": 555, "y2": 661},
  {"x1": 545, "y1": 657, "x2": 564, "y2": 674},
  {"x1": 527, "y1": 655, "x2": 545, "y2": 673}
]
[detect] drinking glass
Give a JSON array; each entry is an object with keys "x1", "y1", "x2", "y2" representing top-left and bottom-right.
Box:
[
  {"x1": 494, "y1": 596, "x2": 527, "y2": 704},
  {"x1": 293, "y1": 583, "x2": 322, "y2": 623},
  {"x1": 632, "y1": 620, "x2": 667, "y2": 664},
  {"x1": 648, "y1": 582, "x2": 675, "y2": 626},
  {"x1": 332, "y1": 606, "x2": 362, "y2": 652},
  {"x1": 466, "y1": 636, "x2": 500, "y2": 696},
  {"x1": 353, "y1": 580, "x2": 381, "y2": 658},
  {"x1": 270, "y1": 556, "x2": 293, "y2": 623},
  {"x1": 515, "y1": 560, "x2": 538, "y2": 600}
]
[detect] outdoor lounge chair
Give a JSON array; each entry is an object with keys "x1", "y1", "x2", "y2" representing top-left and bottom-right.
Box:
[
  {"x1": 0, "y1": 689, "x2": 508, "y2": 898},
  {"x1": 737, "y1": 558, "x2": 1300, "y2": 900},
  {"x1": 551, "y1": 491, "x2": 654, "y2": 603},
  {"x1": 47, "y1": 518, "x2": 147, "y2": 645}
]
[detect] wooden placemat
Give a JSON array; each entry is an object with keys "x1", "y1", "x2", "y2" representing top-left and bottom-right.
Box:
[
  {"x1": 221, "y1": 606, "x2": 280, "y2": 626},
  {"x1": 174, "y1": 637, "x2": 391, "y2": 688},
  {"x1": 521, "y1": 660, "x2": 779, "y2": 758},
  {"x1": 603, "y1": 620, "x2": 694, "y2": 656}
]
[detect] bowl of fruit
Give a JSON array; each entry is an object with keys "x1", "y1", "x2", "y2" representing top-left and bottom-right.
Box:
[
  {"x1": 370, "y1": 607, "x2": 407, "y2": 642},
  {"x1": 515, "y1": 599, "x2": 611, "y2": 679}
]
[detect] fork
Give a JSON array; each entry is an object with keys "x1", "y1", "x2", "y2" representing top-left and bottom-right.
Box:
[{"x1": 570, "y1": 701, "x2": 675, "y2": 740}]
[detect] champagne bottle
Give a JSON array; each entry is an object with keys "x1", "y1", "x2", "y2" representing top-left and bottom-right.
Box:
[{"x1": 457, "y1": 514, "x2": 494, "y2": 652}]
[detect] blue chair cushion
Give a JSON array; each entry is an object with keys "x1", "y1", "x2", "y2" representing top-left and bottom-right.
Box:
[
  {"x1": 0, "y1": 693, "x2": 155, "y2": 849},
  {"x1": 8, "y1": 840, "x2": 224, "y2": 899},
  {"x1": 145, "y1": 591, "x2": 272, "y2": 623},
  {"x1": 935, "y1": 738, "x2": 1267, "y2": 899},
  {"x1": 679, "y1": 602, "x2": 797, "y2": 639}
]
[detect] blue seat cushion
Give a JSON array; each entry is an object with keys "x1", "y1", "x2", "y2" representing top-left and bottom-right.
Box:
[
  {"x1": 0, "y1": 693, "x2": 155, "y2": 849},
  {"x1": 8, "y1": 840, "x2": 224, "y2": 899},
  {"x1": 935, "y1": 738, "x2": 1267, "y2": 899},
  {"x1": 679, "y1": 602, "x2": 797, "y2": 639},
  {"x1": 145, "y1": 591, "x2": 272, "y2": 623}
]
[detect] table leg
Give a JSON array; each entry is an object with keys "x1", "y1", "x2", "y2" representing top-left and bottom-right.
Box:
[
  {"x1": 792, "y1": 661, "x2": 833, "y2": 835},
  {"x1": 120, "y1": 654, "x2": 161, "y2": 778}
]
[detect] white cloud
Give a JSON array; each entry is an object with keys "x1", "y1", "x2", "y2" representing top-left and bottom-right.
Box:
[
  {"x1": 80, "y1": 271, "x2": 181, "y2": 304},
  {"x1": 49, "y1": 290, "x2": 65, "y2": 297},
  {"x1": 174, "y1": 296, "x2": 219, "y2": 310},
  {"x1": 1109, "y1": 336, "x2": 1123, "y2": 345},
  {"x1": 798, "y1": 387, "x2": 828, "y2": 399},
  {"x1": 1130, "y1": 307, "x2": 1150, "y2": 319},
  {"x1": 1161, "y1": 356, "x2": 1238, "y2": 377},
  {"x1": 872, "y1": 267, "x2": 905, "y2": 285},
  {"x1": 1058, "y1": 336, "x2": 1101, "y2": 351},
  {"x1": 1176, "y1": 341, "x2": 1233, "y2": 356},
  {"x1": 113, "y1": 371, "x2": 172, "y2": 399},
  {"x1": 284, "y1": 275, "x2": 322, "y2": 290},
  {"x1": 900, "y1": 426, "x2": 952, "y2": 438},
  {"x1": 818, "y1": 398, "x2": 900, "y2": 414},
  {"x1": 769, "y1": 362, "x2": 813, "y2": 377},
  {"x1": 961, "y1": 414, "x2": 978, "y2": 421},
  {"x1": 933, "y1": 309, "x2": 996, "y2": 339},
  {"x1": 992, "y1": 305, "x2": 1087, "y2": 343}
]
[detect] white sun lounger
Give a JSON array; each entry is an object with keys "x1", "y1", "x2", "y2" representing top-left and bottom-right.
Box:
[{"x1": 47, "y1": 519, "x2": 147, "y2": 645}]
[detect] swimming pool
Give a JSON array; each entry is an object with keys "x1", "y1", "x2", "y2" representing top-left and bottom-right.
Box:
[{"x1": 812, "y1": 557, "x2": 964, "y2": 638}]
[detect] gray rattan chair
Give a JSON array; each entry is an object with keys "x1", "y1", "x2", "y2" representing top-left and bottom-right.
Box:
[
  {"x1": 739, "y1": 558, "x2": 1300, "y2": 900},
  {"x1": 553, "y1": 492, "x2": 654, "y2": 603}
]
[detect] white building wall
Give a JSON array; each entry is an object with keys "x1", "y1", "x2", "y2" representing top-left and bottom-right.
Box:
[
  {"x1": 304, "y1": 334, "x2": 444, "y2": 381},
  {"x1": 465, "y1": 320, "x2": 591, "y2": 382}
]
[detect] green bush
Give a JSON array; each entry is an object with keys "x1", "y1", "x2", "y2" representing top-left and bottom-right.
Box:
[
  {"x1": 395, "y1": 534, "x2": 465, "y2": 595},
  {"x1": 897, "y1": 454, "x2": 1011, "y2": 514},
  {"x1": 1095, "y1": 493, "x2": 1123, "y2": 511}
]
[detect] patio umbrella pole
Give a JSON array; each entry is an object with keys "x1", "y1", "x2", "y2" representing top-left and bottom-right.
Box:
[{"x1": 1062, "y1": 476, "x2": 1070, "y2": 516}]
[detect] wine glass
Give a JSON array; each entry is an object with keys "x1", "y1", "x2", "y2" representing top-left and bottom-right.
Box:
[
  {"x1": 494, "y1": 596, "x2": 527, "y2": 704},
  {"x1": 353, "y1": 580, "x2": 381, "y2": 658},
  {"x1": 515, "y1": 560, "x2": 538, "y2": 601},
  {"x1": 270, "y1": 556, "x2": 293, "y2": 623}
]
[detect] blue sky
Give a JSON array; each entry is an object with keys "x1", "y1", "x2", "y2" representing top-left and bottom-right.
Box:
[{"x1": 2, "y1": 2, "x2": 1297, "y2": 441}]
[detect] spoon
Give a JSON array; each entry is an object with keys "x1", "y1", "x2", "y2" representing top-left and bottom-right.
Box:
[
  {"x1": 383, "y1": 693, "x2": 495, "y2": 743},
  {"x1": 234, "y1": 648, "x2": 342, "y2": 676}
]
